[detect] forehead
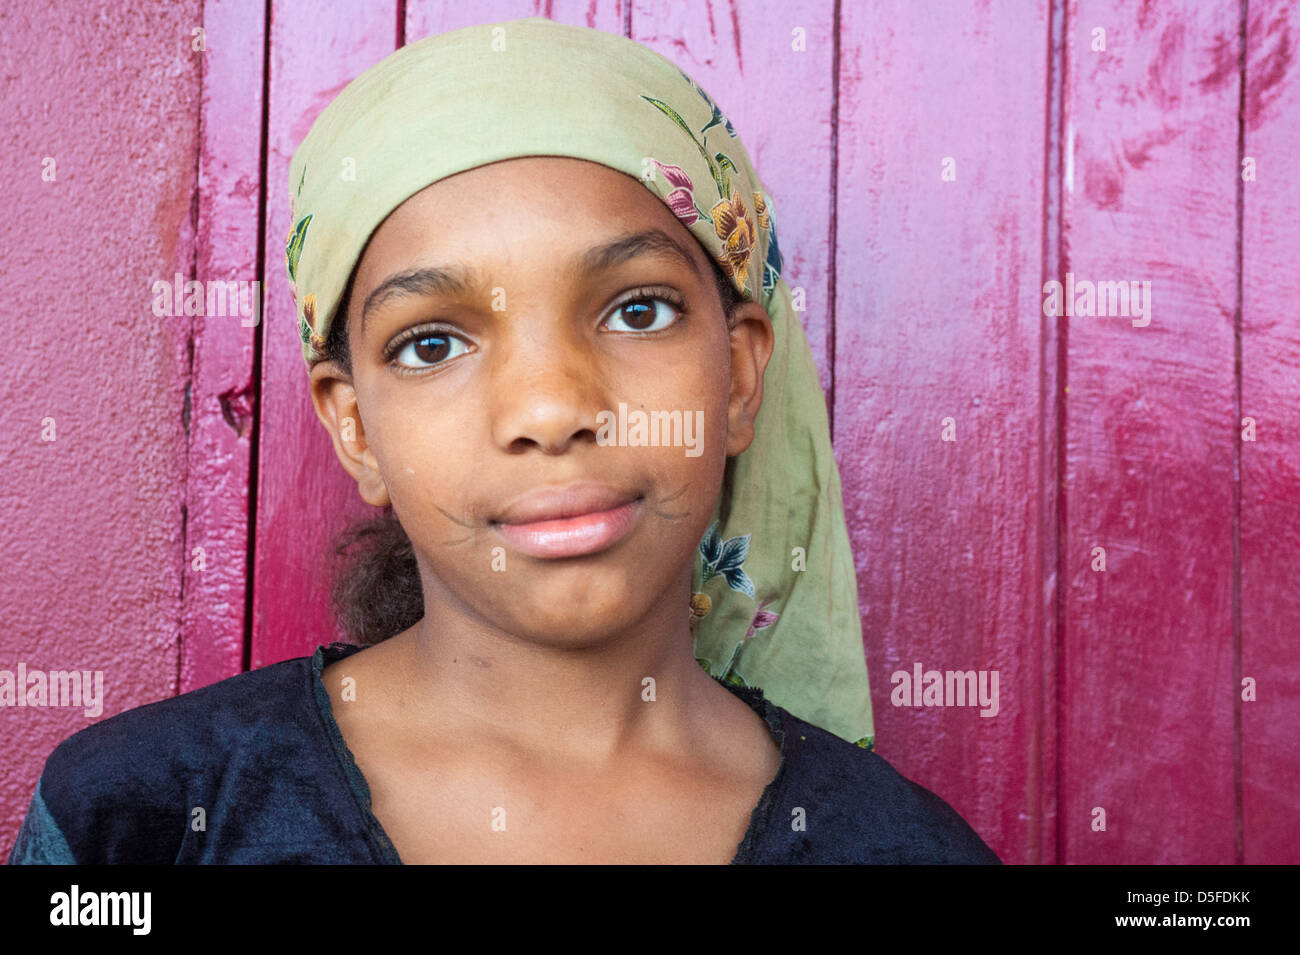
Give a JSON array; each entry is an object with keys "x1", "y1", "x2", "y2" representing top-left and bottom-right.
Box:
[
  {"x1": 346, "y1": 155, "x2": 719, "y2": 313},
  {"x1": 390, "y1": 156, "x2": 670, "y2": 228},
  {"x1": 341, "y1": 156, "x2": 726, "y2": 340},
  {"x1": 367, "y1": 156, "x2": 703, "y2": 261}
]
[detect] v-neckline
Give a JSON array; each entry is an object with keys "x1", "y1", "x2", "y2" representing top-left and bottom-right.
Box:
[{"x1": 308, "y1": 641, "x2": 790, "y2": 864}]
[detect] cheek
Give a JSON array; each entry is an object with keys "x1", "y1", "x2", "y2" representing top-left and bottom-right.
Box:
[
  {"x1": 634, "y1": 361, "x2": 730, "y2": 450},
  {"x1": 613, "y1": 368, "x2": 731, "y2": 504},
  {"x1": 362, "y1": 393, "x2": 482, "y2": 518}
]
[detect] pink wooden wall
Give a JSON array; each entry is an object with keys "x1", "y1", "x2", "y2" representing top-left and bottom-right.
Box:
[{"x1": 2, "y1": 0, "x2": 1296, "y2": 865}]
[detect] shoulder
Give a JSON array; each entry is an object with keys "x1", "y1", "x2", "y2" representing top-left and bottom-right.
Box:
[
  {"x1": 26, "y1": 654, "x2": 317, "y2": 864},
  {"x1": 44, "y1": 654, "x2": 314, "y2": 784},
  {"x1": 744, "y1": 705, "x2": 1001, "y2": 865}
]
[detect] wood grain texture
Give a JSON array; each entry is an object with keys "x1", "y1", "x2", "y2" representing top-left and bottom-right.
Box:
[
  {"x1": 1241, "y1": 0, "x2": 1300, "y2": 865},
  {"x1": 833, "y1": 0, "x2": 1050, "y2": 864},
  {"x1": 252, "y1": 2, "x2": 399, "y2": 668},
  {"x1": 1059, "y1": 0, "x2": 1239, "y2": 863},
  {"x1": 5, "y1": 0, "x2": 1297, "y2": 866},
  {"x1": 407, "y1": 0, "x2": 627, "y2": 39},
  {"x1": 0, "y1": 0, "x2": 203, "y2": 856},
  {"x1": 179, "y1": 0, "x2": 265, "y2": 693}
]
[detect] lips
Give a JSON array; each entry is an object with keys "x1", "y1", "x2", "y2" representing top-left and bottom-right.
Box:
[{"x1": 492, "y1": 482, "x2": 643, "y2": 559}]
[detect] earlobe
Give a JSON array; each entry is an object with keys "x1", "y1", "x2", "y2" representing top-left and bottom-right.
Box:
[
  {"x1": 308, "y1": 361, "x2": 391, "y2": 507},
  {"x1": 724, "y1": 301, "x2": 775, "y2": 456}
]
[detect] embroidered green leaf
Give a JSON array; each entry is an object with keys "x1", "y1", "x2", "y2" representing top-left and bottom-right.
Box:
[
  {"x1": 723, "y1": 668, "x2": 748, "y2": 688},
  {"x1": 700, "y1": 105, "x2": 727, "y2": 136},
  {"x1": 699, "y1": 523, "x2": 755, "y2": 598},
  {"x1": 714, "y1": 152, "x2": 739, "y2": 198},
  {"x1": 641, "y1": 95, "x2": 697, "y2": 144},
  {"x1": 641, "y1": 95, "x2": 723, "y2": 197},
  {"x1": 717, "y1": 640, "x2": 747, "y2": 685},
  {"x1": 285, "y1": 214, "x2": 312, "y2": 283}
]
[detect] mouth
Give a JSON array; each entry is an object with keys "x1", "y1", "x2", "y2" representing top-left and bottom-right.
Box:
[{"x1": 491, "y1": 482, "x2": 643, "y2": 559}]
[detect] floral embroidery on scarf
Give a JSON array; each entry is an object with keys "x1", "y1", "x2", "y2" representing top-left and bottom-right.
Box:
[
  {"x1": 651, "y1": 160, "x2": 701, "y2": 226},
  {"x1": 710, "y1": 190, "x2": 758, "y2": 294},
  {"x1": 745, "y1": 597, "x2": 780, "y2": 639},
  {"x1": 715, "y1": 597, "x2": 781, "y2": 687},
  {"x1": 688, "y1": 590, "x2": 712, "y2": 639},
  {"x1": 698, "y1": 520, "x2": 754, "y2": 599},
  {"x1": 285, "y1": 213, "x2": 312, "y2": 288},
  {"x1": 640, "y1": 95, "x2": 737, "y2": 201},
  {"x1": 753, "y1": 190, "x2": 784, "y2": 294},
  {"x1": 641, "y1": 89, "x2": 786, "y2": 298},
  {"x1": 286, "y1": 166, "x2": 310, "y2": 292},
  {"x1": 641, "y1": 89, "x2": 759, "y2": 297},
  {"x1": 300, "y1": 292, "x2": 325, "y2": 355},
  {"x1": 286, "y1": 171, "x2": 325, "y2": 354},
  {"x1": 694, "y1": 523, "x2": 779, "y2": 687},
  {"x1": 677, "y1": 66, "x2": 737, "y2": 137}
]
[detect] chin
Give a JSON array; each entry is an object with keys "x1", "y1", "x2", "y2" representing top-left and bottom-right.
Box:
[{"x1": 501, "y1": 584, "x2": 657, "y2": 648}]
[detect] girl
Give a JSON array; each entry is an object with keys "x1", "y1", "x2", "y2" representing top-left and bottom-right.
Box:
[{"x1": 9, "y1": 17, "x2": 997, "y2": 864}]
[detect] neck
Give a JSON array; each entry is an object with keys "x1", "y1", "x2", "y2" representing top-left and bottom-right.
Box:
[{"x1": 392, "y1": 568, "x2": 721, "y2": 764}]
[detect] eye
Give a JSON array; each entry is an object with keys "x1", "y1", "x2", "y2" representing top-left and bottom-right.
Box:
[
  {"x1": 602, "y1": 293, "x2": 684, "y2": 333},
  {"x1": 388, "y1": 329, "x2": 470, "y2": 370}
]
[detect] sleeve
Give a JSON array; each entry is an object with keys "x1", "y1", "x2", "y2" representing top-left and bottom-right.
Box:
[
  {"x1": 902, "y1": 775, "x2": 1002, "y2": 864},
  {"x1": 7, "y1": 780, "x2": 79, "y2": 865},
  {"x1": 8, "y1": 715, "x2": 191, "y2": 865}
]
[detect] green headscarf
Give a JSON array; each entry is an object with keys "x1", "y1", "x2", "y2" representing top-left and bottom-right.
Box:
[{"x1": 286, "y1": 17, "x2": 873, "y2": 748}]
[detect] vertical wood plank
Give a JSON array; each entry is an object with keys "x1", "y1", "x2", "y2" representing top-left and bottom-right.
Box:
[
  {"x1": 834, "y1": 0, "x2": 1050, "y2": 864},
  {"x1": 406, "y1": 0, "x2": 626, "y2": 39},
  {"x1": 253, "y1": 1, "x2": 398, "y2": 667},
  {"x1": 0, "y1": 0, "x2": 202, "y2": 853},
  {"x1": 1060, "y1": 0, "x2": 1238, "y2": 863},
  {"x1": 180, "y1": 0, "x2": 265, "y2": 692},
  {"x1": 1241, "y1": 0, "x2": 1300, "y2": 865},
  {"x1": 1040, "y1": 0, "x2": 1067, "y2": 865},
  {"x1": 631, "y1": 0, "x2": 838, "y2": 392}
]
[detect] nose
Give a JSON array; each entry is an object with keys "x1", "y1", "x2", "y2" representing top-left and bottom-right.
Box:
[{"x1": 488, "y1": 319, "x2": 609, "y2": 455}]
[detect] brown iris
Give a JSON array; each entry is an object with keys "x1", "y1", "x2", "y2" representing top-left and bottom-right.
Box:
[
  {"x1": 618, "y1": 301, "x2": 657, "y2": 330},
  {"x1": 412, "y1": 335, "x2": 452, "y2": 363}
]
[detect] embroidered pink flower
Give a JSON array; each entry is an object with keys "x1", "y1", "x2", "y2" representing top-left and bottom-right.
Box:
[
  {"x1": 746, "y1": 598, "x2": 779, "y2": 639},
  {"x1": 652, "y1": 159, "x2": 699, "y2": 226}
]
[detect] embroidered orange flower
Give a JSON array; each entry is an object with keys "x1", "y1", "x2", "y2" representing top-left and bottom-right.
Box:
[
  {"x1": 710, "y1": 190, "x2": 757, "y2": 293},
  {"x1": 752, "y1": 191, "x2": 770, "y2": 231},
  {"x1": 688, "y1": 591, "x2": 711, "y2": 639},
  {"x1": 303, "y1": 293, "x2": 326, "y2": 355}
]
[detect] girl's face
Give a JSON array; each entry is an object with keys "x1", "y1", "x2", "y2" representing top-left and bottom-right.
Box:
[{"x1": 310, "y1": 156, "x2": 773, "y2": 649}]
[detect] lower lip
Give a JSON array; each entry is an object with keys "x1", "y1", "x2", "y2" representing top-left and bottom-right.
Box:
[{"x1": 494, "y1": 499, "x2": 642, "y2": 559}]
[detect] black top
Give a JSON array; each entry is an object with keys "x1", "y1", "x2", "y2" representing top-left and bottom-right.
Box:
[{"x1": 8, "y1": 642, "x2": 1000, "y2": 865}]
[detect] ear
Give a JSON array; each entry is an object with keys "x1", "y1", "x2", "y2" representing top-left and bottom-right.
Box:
[
  {"x1": 725, "y1": 300, "x2": 775, "y2": 457},
  {"x1": 308, "y1": 360, "x2": 391, "y2": 507}
]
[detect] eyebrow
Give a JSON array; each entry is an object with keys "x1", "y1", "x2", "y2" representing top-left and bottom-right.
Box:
[{"x1": 360, "y1": 228, "x2": 704, "y2": 332}]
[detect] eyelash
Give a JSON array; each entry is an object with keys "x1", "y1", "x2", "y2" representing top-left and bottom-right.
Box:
[
  {"x1": 602, "y1": 286, "x2": 688, "y2": 334},
  {"x1": 383, "y1": 286, "x2": 688, "y2": 373}
]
